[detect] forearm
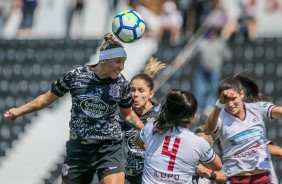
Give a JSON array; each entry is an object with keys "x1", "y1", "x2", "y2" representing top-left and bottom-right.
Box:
[
  {"x1": 268, "y1": 144, "x2": 282, "y2": 157},
  {"x1": 15, "y1": 96, "x2": 48, "y2": 116},
  {"x1": 120, "y1": 107, "x2": 145, "y2": 131},
  {"x1": 125, "y1": 113, "x2": 144, "y2": 131},
  {"x1": 196, "y1": 165, "x2": 226, "y2": 182},
  {"x1": 201, "y1": 155, "x2": 222, "y2": 171},
  {"x1": 205, "y1": 107, "x2": 221, "y2": 135},
  {"x1": 271, "y1": 106, "x2": 282, "y2": 119},
  {"x1": 213, "y1": 170, "x2": 227, "y2": 182},
  {"x1": 11, "y1": 90, "x2": 58, "y2": 117}
]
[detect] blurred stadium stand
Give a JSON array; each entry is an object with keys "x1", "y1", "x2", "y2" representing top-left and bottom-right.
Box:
[
  {"x1": 0, "y1": 39, "x2": 100, "y2": 184},
  {"x1": 0, "y1": 39, "x2": 99, "y2": 156}
]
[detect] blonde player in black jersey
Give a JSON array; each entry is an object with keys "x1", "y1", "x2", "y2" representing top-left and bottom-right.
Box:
[
  {"x1": 4, "y1": 33, "x2": 144, "y2": 184},
  {"x1": 134, "y1": 89, "x2": 222, "y2": 183}
]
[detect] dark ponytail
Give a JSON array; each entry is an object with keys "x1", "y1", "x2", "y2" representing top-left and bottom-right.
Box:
[{"x1": 153, "y1": 89, "x2": 197, "y2": 135}]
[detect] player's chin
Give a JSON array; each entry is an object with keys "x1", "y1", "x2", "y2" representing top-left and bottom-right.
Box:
[{"x1": 111, "y1": 73, "x2": 119, "y2": 79}]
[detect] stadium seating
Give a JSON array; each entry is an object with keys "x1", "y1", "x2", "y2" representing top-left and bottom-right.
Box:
[{"x1": 0, "y1": 39, "x2": 99, "y2": 162}]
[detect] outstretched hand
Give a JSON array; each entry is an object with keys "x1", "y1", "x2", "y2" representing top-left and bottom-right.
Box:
[{"x1": 4, "y1": 108, "x2": 17, "y2": 121}]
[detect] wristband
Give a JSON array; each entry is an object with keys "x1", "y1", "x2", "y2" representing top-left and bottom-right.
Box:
[
  {"x1": 209, "y1": 171, "x2": 217, "y2": 180},
  {"x1": 215, "y1": 99, "x2": 225, "y2": 108}
]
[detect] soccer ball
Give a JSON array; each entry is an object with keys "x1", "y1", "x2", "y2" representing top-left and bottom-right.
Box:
[{"x1": 112, "y1": 10, "x2": 145, "y2": 43}]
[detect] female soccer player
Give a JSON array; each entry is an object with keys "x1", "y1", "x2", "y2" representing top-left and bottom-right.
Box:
[
  {"x1": 134, "y1": 89, "x2": 222, "y2": 183},
  {"x1": 4, "y1": 32, "x2": 144, "y2": 184},
  {"x1": 205, "y1": 74, "x2": 282, "y2": 184},
  {"x1": 116, "y1": 58, "x2": 165, "y2": 184}
]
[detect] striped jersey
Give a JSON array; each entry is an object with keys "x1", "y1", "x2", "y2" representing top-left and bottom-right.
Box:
[
  {"x1": 216, "y1": 101, "x2": 274, "y2": 177},
  {"x1": 138, "y1": 123, "x2": 216, "y2": 184}
]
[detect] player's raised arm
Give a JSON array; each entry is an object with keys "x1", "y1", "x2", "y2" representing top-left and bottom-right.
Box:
[
  {"x1": 120, "y1": 107, "x2": 144, "y2": 131},
  {"x1": 4, "y1": 90, "x2": 59, "y2": 121}
]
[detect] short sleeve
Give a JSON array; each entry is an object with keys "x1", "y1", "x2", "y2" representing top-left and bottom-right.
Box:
[
  {"x1": 265, "y1": 139, "x2": 273, "y2": 145},
  {"x1": 259, "y1": 102, "x2": 275, "y2": 119},
  {"x1": 138, "y1": 123, "x2": 154, "y2": 145},
  {"x1": 51, "y1": 71, "x2": 72, "y2": 97},
  {"x1": 197, "y1": 137, "x2": 216, "y2": 164}
]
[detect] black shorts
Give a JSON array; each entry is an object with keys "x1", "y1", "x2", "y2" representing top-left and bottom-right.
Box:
[{"x1": 61, "y1": 139, "x2": 126, "y2": 184}]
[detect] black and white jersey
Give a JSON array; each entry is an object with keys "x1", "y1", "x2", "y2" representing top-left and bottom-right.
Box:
[
  {"x1": 51, "y1": 65, "x2": 133, "y2": 141},
  {"x1": 116, "y1": 103, "x2": 160, "y2": 175}
]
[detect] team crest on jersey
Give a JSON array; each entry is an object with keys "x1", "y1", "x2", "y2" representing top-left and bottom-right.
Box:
[
  {"x1": 80, "y1": 96, "x2": 108, "y2": 118},
  {"x1": 109, "y1": 84, "x2": 120, "y2": 97},
  {"x1": 62, "y1": 164, "x2": 70, "y2": 176},
  {"x1": 147, "y1": 117, "x2": 155, "y2": 124}
]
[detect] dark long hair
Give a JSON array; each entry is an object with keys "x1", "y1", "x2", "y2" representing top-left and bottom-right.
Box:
[
  {"x1": 153, "y1": 89, "x2": 197, "y2": 135},
  {"x1": 218, "y1": 74, "x2": 272, "y2": 102}
]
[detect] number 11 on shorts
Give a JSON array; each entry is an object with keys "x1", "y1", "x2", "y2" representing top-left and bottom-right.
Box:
[{"x1": 161, "y1": 136, "x2": 181, "y2": 171}]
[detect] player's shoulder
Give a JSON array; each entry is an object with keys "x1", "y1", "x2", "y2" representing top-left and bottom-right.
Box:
[{"x1": 245, "y1": 101, "x2": 274, "y2": 110}]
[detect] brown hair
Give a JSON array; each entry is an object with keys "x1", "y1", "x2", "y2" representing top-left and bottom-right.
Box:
[
  {"x1": 218, "y1": 74, "x2": 272, "y2": 103},
  {"x1": 100, "y1": 32, "x2": 124, "y2": 51},
  {"x1": 153, "y1": 89, "x2": 197, "y2": 135},
  {"x1": 131, "y1": 58, "x2": 166, "y2": 90}
]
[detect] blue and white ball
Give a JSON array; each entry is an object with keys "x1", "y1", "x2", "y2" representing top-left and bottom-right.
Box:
[{"x1": 112, "y1": 10, "x2": 146, "y2": 43}]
